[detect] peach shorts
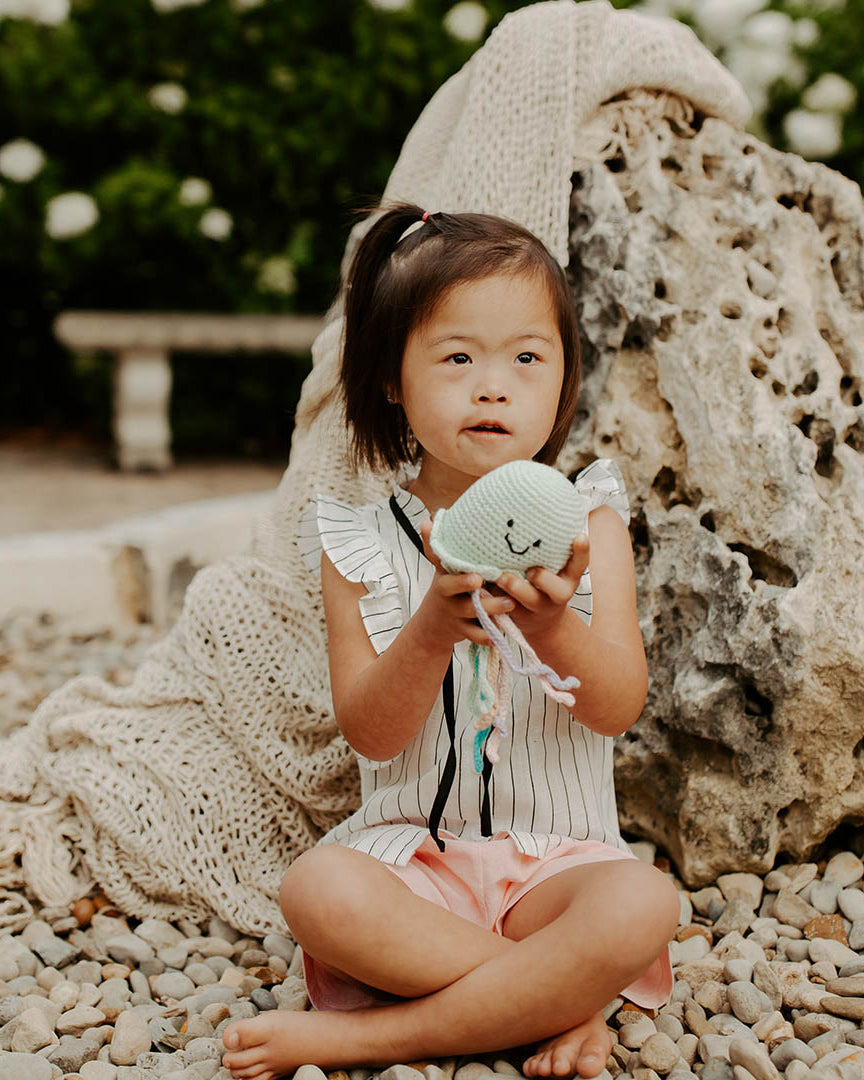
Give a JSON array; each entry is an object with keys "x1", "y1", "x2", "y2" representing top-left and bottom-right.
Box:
[{"x1": 302, "y1": 833, "x2": 673, "y2": 1012}]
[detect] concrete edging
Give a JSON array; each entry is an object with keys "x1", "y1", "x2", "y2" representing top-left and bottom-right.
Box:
[{"x1": 0, "y1": 492, "x2": 274, "y2": 631}]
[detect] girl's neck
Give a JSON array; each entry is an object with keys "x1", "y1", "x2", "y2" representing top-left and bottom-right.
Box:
[{"x1": 406, "y1": 459, "x2": 478, "y2": 515}]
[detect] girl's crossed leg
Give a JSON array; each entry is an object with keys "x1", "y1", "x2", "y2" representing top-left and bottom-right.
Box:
[{"x1": 221, "y1": 844, "x2": 679, "y2": 1080}]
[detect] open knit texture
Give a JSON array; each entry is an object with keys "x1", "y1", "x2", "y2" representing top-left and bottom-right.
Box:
[{"x1": 0, "y1": 0, "x2": 749, "y2": 936}]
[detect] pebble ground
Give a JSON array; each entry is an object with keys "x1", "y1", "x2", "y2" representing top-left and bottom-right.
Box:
[{"x1": 1, "y1": 615, "x2": 863, "y2": 1080}]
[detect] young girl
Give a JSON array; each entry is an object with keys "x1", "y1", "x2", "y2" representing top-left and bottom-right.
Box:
[{"x1": 222, "y1": 204, "x2": 679, "y2": 1080}]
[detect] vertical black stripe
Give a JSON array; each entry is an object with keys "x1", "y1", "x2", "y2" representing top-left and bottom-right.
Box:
[
  {"x1": 539, "y1": 681, "x2": 554, "y2": 835},
  {"x1": 526, "y1": 677, "x2": 538, "y2": 831}
]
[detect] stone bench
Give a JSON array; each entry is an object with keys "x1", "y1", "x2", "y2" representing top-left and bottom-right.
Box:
[{"x1": 54, "y1": 311, "x2": 324, "y2": 470}]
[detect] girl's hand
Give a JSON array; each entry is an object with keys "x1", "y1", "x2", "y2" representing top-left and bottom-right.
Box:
[
  {"x1": 494, "y1": 532, "x2": 591, "y2": 644},
  {"x1": 415, "y1": 519, "x2": 515, "y2": 649}
]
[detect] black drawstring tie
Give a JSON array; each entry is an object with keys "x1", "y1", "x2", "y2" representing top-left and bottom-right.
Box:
[{"x1": 389, "y1": 494, "x2": 493, "y2": 851}]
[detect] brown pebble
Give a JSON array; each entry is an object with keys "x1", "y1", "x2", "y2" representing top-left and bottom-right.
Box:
[
  {"x1": 821, "y1": 995, "x2": 864, "y2": 1020},
  {"x1": 248, "y1": 966, "x2": 279, "y2": 986},
  {"x1": 102, "y1": 963, "x2": 131, "y2": 980},
  {"x1": 804, "y1": 914, "x2": 848, "y2": 944},
  {"x1": 654, "y1": 855, "x2": 671, "y2": 874},
  {"x1": 72, "y1": 899, "x2": 95, "y2": 927},
  {"x1": 621, "y1": 1002, "x2": 655, "y2": 1017},
  {"x1": 826, "y1": 976, "x2": 864, "y2": 997},
  {"x1": 676, "y1": 925, "x2": 712, "y2": 943}
]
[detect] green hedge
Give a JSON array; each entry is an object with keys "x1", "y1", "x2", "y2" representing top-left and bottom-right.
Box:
[{"x1": 0, "y1": 0, "x2": 859, "y2": 458}]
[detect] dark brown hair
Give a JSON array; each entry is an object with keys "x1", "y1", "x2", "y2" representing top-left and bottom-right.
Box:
[{"x1": 342, "y1": 201, "x2": 580, "y2": 472}]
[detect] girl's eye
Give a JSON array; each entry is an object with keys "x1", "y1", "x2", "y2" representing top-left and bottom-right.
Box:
[
  {"x1": 445, "y1": 353, "x2": 471, "y2": 365},
  {"x1": 516, "y1": 352, "x2": 539, "y2": 365}
]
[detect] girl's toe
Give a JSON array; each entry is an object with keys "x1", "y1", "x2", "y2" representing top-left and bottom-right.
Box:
[
  {"x1": 533, "y1": 1050, "x2": 555, "y2": 1076},
  {"x1": 223, "y1": 1017, "x2": 268, "y2": 1051},
  {"x1": 551, "y1": 1049, "x2": 573, "y2": 1075},
  {"x1": 575, "y1": 1042, "x2": 608, "y2": 1078},
  {"x1": 235, "y1": 1065, "x2": 273, "y2": 1080},
  {"x1": 223, "y1": 1045, "x2": 269, "y2": 1072}
]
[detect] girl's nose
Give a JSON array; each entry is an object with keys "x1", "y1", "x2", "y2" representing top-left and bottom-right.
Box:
[{"x1": 473, "y1": 383, "x2": 509, "y2": 404}]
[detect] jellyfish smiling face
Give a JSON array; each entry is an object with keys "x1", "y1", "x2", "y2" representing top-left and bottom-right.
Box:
[{"x1": 429, "y1": 459, "x2": 590, "y2": 582}]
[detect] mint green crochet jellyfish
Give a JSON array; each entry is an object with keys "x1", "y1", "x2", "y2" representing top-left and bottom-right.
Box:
[{"x1": 429, "y1": 460, "x2": 590, "y2": 769}]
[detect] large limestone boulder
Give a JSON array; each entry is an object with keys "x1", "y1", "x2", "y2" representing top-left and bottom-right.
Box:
[{"x1": 559, "y1": 92, "x2": 864, "y2": 886}]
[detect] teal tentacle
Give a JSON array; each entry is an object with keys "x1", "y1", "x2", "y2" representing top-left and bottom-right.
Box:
[
  {"x1": 473, "y1": 727, "x2": 491, "y2": 772},
  {"x1": 468, "y1": 641, "x2": 496, "y2": 723}
]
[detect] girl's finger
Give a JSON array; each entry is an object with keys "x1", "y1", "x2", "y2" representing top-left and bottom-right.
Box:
[
  {"x1": 461, "y1": 621, "x2": 492, "y2": 646},
  {"x1": 495, "y1": 572, "x2": 543, "y2": 612},
  {"x1": 438, "y1": 571, "x2": 483, "y2": 597},
  {"x1": 559, "y1": 532, "x2": 591, "y2": 586},
  {"x1": 457, "y1": 595, "x2": 514, "y2": 618},
  {"x1": 526, "y1": 566, "x2": 574, "y2": 606}
]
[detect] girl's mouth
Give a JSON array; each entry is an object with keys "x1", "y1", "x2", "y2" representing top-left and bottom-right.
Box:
[{"x1": 466, "y1": 423, "x2": 509, "y2": 435}]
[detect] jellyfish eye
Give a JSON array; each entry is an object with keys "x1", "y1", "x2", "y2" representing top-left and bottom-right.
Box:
[
  {"x1": 533, "y1": 539, "x2": 542, "y2": 547},
  {"x1": 507, "y1": 519, "x2": 514, "y2": 528}
]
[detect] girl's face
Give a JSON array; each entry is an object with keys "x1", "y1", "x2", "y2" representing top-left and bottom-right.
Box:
[{"x1": 399, "y1": 272, "x2": 565, "y2": 505}]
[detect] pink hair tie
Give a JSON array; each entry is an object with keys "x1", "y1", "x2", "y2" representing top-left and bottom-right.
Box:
[{"x1": 396, "y1": 209, "x2": 438, "y2": 245}]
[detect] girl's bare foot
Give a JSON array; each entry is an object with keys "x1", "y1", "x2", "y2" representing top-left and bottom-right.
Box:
[
  {"x1": 522, "y1": 1010, "x2": 612, "y2": 1078},
  {"x1": 222, "y1": 1011, "x2": 344, "y2": 1079}
]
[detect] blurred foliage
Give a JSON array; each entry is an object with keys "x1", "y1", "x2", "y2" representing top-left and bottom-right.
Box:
[
  {"x1": 0, "y1": 0, "x2": 860, "y2": 459},
  {"x1": 765, "y1": 0, "x2": 864, "y2": 188},
  {"x1": 0, "y1": 0, "x2": 530, "y2": 455}
]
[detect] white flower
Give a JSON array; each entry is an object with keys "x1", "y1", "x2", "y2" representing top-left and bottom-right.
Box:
[
  {"x1": 0, "y1": 0, "x2": 69, "y2": 23},
  {"x1": 256, "y1": 256, "x2": 296, "y2": 296},
  {"x1": 35, "y1": 0, "x2": 68, "y2": 22},
  {"x1": 784, "y1": 108, "x2": 842, "y2": 159},
  {"x1": 443, "y1": 1, "x2": 487, "y2": 43},
  {"x1": 802, "y1": 73, "x2": 857, "y2": 114},
  {"x1": 150, "y1": 0, "x2": 208, "y2": 11},
  {"x1": 148, "y1": 82, "x2": 188, "y2": 115},
  {"x1": 724, "y1": 41, "x2": 795, "y2": 113},
  {"x1": 199, "y1": 207, "x2": 232, "y2": 240},
  {"x1": 178, "y1": 177, "x2": 212, "y2": 206},
  {"x1": 692, "y1": 0, "x2": 767, "y2": 48},
  {"x1": 0, "y1": 138, "x2": 46, "y2": 182},
  {"x1": 743, "y1": 10, "x2": 792, "y2": 51},
  {"x1": 366, "y1": 0, "x2": 411, "y2": 11},
  {"x1": 45, "y1": 192, "x2": 99, "y2": 240},
  {"x1": 792, "y1": 18, "x2": 819, "y2": 48}
]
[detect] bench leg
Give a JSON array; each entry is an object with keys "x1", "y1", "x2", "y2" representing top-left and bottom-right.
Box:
[{"x1": 113, "y1": 347, "x2": 173, "y2": 470}]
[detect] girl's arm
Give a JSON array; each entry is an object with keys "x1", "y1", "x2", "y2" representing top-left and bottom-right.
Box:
[
  {"x1": 321, "y1": 547, "x2": 514, "y2": 762},
  {"x1": 496, "y1": 505, "x2": 648, "y2": 738}
]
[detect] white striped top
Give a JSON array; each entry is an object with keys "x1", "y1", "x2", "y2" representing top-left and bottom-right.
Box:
[{"x1": 296, "y1": 459, "x2": 632, "y2": 867}]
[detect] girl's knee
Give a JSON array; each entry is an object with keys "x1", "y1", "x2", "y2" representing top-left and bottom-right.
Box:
[
  {"x1": 589, "y1": 859, "x2": 680, "y2": 942},
  {"x1": 278, "y1": 845, "x2": 381, "y2": 937}
]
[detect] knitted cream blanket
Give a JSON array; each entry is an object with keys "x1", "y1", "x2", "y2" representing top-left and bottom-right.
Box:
[{"x1": 0, "y1": 1, "x2": 748, "y2": 936}]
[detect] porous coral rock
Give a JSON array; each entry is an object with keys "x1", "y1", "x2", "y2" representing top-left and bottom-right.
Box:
[{"x1": 560, "y1": 91, "x2": 864, "y2": 885}]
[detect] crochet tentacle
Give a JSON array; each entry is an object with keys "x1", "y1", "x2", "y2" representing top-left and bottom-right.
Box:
[{"x1": 471, "y1": 590, "x2": 580, "y2": 695}]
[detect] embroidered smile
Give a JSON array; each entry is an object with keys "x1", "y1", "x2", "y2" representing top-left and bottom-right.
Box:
[{"x1": 505, "y1": 520, "x2": 541, "y2": 555}]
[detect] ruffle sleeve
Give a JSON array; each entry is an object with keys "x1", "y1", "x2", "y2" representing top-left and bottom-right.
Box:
[
  {"x1": 297, "y1": 495, "x2": 404, "y2": 771},
  {"x1": 298, "y1": 496, "x2": 397, "y2": 595},
  {"x1": 573, "y1": 458, "x2": 630, "y2": 525}
]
